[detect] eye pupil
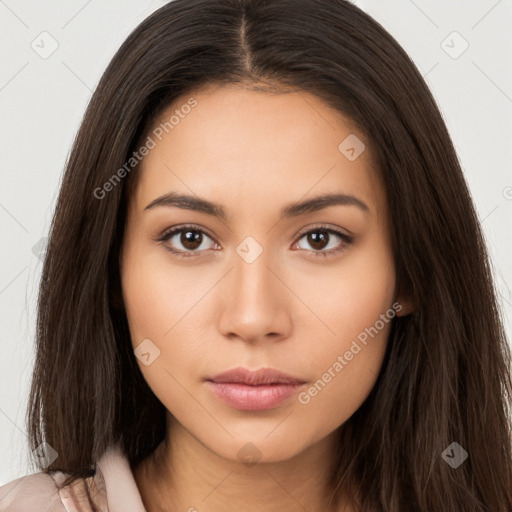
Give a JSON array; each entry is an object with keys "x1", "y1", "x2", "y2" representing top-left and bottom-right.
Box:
[
  {"x1": 181, "y1": 230, "x2": 202, "y2": 250},
  {"x1": 308, "y1": 230, "x2": 329, "y2": 250},
  {"x1": 163, "y1": 226, "x2": 346, "y2": 258}
]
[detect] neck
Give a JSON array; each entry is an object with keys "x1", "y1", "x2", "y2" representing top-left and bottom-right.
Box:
[{"x1": 132, "y1": 414, "x2": 356, "y2": 512}]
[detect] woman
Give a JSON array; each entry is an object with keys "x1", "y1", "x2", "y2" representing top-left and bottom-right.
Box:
[{"x1": 1, "y1": 0, "x2": 511, "y2": 510}]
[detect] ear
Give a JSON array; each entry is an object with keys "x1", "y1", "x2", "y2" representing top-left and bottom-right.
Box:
[
  {"x1": 395, "y1": 299, "x2": 416, "y2": 317},
  {"x1": 393, "y1": 290, "x2": 417, "y2": 317}
]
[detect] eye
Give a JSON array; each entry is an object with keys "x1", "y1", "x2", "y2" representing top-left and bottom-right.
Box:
[
  {"x1": 156, "y1": 225, "x2": 218, "y2": 258},
  {"x1": 156, "y1": 223, "x2": 353, "y2": 259},
  {"x1": 293, "y1": 225, "x2": 353, "y2": 258}
]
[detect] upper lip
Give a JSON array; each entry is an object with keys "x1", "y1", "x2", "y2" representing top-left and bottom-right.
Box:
[{"x1": 208, "y1": 367, "x2": 306, "y2": 386}]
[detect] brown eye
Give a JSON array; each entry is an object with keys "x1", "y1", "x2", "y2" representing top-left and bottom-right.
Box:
[
  {"x1": 179, "y1": 229, "x2": 203, "y2": 250},
  {"x1": 306, "y1": 230, "x2": 330, "y2": 251},
  {"x1": 295, "y1": 226, "x2": 352, "y2": 257},
  {"x1": 158, "y1": 225, "x2": 217, "y2": 257}
]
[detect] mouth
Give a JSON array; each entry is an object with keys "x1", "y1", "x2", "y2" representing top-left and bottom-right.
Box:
[{"x1": 206, "y1": 367, "x2": 307, "y2": 411}]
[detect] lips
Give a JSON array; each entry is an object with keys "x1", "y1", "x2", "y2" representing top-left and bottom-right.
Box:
[
  {"x1": 207, "y1": 367, "x2": 305, "y2": 386},
  {"x1": 206, "y1": 367, "x2": 306, "y2": 411}
]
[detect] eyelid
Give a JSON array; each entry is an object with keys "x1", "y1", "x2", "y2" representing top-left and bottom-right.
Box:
[
  {"x1": 156, "y1": 223, "x2": 353, "y2": 257},
  {"x1": 292, "y1": 224, "x2": 353, "y2": 258},
  {"x1": 156, "y1": 224, "x2": 219, "y2": 254},
  {"x1": 294, "y1": 223, "x2": 352, "y2": 239},
  {"x1": 159, "y1": 223, "x2": 216, "y2": 241}
]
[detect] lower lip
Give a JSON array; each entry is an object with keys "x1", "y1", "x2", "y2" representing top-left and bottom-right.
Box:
[{"x1": 206, "y1": 381, "x2": 304, "y2": 411}]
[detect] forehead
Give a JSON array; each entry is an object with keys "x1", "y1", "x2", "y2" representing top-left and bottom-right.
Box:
[{"x1": 131, "y1": 84, "x2": 386, "y2": 225}]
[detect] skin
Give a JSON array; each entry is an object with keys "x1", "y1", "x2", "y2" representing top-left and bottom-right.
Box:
[{"x1": 120, "y1": 83, "x2": 413, "y2": 512}]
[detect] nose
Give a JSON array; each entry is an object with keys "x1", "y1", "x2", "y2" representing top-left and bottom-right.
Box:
[{"x1": 217, "y1": 246, "x2": 293, "y2": 345}]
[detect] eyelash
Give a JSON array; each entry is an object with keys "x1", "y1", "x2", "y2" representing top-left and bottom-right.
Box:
[{"x1": 155, "y1": 224, "x2": 353, "y2": 259}]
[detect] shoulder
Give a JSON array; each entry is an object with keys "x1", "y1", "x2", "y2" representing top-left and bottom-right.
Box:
[
  {"x1": 0, "y1": 445, "x2": 144, "y2": 512},
  {"x1": 0, "y1": 468, "x2": 108, "y2": 512},
  {"x1": 0, "y1": 472, "x2": 65, "y2": 511}
]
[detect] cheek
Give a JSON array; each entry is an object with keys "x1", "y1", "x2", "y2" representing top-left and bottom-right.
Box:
[
  {"x1": 122, "y1": 255, "x2": 170, "y2": 346},
  {"x1": 122, "y1": 243, "x2": 195, "y2": 339},
  {"x1": 121, "y1": 251, "x2": 210, "y2": 417},
  {"x1": 291, "y1": 241, "x2": 395, "y2": 420},
  {"x1": 292, "y1": 235, "x2": 395, "y2": 345},
  {"x1": 121, "y1": 248, "x2": 213, "y2": 371}
]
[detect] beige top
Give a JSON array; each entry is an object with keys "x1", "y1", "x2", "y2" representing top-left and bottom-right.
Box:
[{"x1": 0, "y1": 446, "x2": 147, "y2": 511}]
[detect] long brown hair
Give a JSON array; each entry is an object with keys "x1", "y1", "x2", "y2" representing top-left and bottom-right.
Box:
[{"x1": 27, "y1": 0, "x2": 512, "y2": 510}]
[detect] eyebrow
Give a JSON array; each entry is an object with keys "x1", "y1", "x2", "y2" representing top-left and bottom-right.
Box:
[{"x1": 144, "y1": 192, "x2": 370, "y2": 220}]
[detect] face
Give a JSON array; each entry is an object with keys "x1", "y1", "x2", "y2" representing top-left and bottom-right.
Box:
[{"x1": 120, "y1": 83, "x2": 405, "y2": 464}]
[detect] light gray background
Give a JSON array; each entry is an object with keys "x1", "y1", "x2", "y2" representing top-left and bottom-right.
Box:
[{"x1": 1, "y1": 0, "x2": 511, "y2": 485}]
